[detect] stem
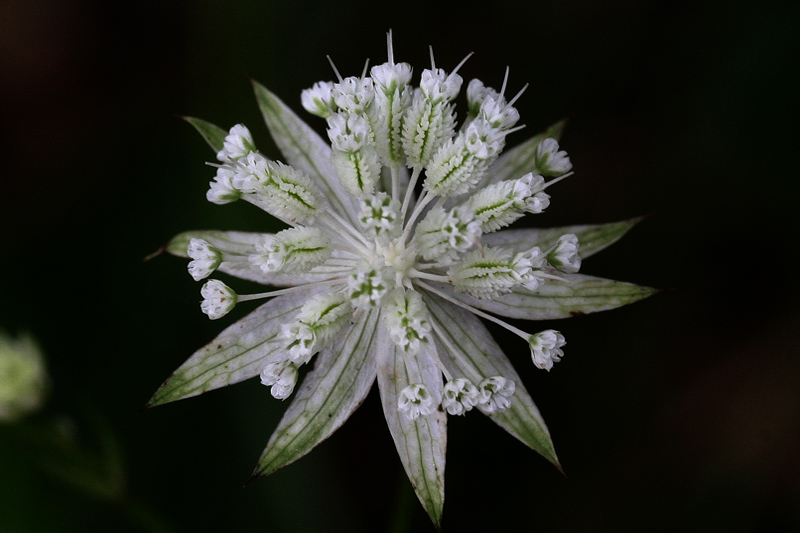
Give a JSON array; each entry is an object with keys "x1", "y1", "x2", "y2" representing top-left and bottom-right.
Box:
[
  {"x1": 408, "y1": 269, "x2": 449, "y2": 283},
  {"x1": 324, "y1": 258, "x2": 360, "y2": 267},
  {"x1": 543, "y1": 171, "x2": 574, "y2": 189},
  {"x1": 399, "y1": 190, "x2": 437, "y2": 247},
  {"x1": 413, "y1": 261, "x2": 447, "y2": 270},
  {"x1": 400, "y1": 167, "x2": 422, "y2": 219},
  {"x1": 318, "y1": 213, "x2": 373, "y2": 258},
  {"x1": 390, "y1": 165, "x2": 399, "y2": 202},
  {"x1": 325, "y1": 210, "x2": 371, "y2": 247},
  {"x1": 416, "y1": 281, "x2": 530, "y2": 340},
  {"x1": 400, "y1": 191, "x2": 435, "y2": 243}
]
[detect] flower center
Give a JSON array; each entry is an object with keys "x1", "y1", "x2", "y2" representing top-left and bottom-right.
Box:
[{"x1": 370, "y1": 233, "x2": 417, "y2": 289}]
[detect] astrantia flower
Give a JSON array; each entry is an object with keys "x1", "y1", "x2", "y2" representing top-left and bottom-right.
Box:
[{"x1": 150, "y1": 33, "x2": 656, "y2": 527}]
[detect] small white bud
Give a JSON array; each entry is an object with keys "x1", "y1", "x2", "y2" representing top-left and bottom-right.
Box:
[
  {"x1": 465, "y1": 176, "x2": 534, "y2": 233},
  {"x1": 280, "y1": 292, "x2": 353, "y2": 363},
  {"x1": 529, "y1": 330, "x2": 566, "y2": 371},
  {"x1": 358, "y1": 192, "x2": 401, "y2": 240},
  {"x1": 413, "y1": 206, "x2": 482, "y2": 264},
  {"x1": 463, "y1": 118, "x2": 505, "y2": 159},
  {"x1": 348, "y1": 267, "x2": 391, "y2": 309},
  {"x1": 547, "y1": 234, "x2": 581, "y2": 273},
  {"x1": 518, "y1": 173, "x2": 552, "y2": 214},
  {"x1": 419, "y1": 68, "x2": 462, "y2": 103},
  {"x1": 207, "y1": 167, "x2": 241, "y2": 205},
  {"x1": 332, "y1": 76, "x2": 375, "y2": 113},
  {"x1": 442, "y1": 378, "x2": 479, "y2": 416},
  {"x1": 301, "y1": 81, "x2": 337, "y2": 118},
  {"x1": 398, "y1": 383, "x2": 436, "y2": 420},
  {"x1": 535, "y1": 138, "x2": 572, "y2": 176},
  {"x1": 280, "y1": 322, "x2": 317, "y2": 365},
  {"x1": 231, "y1": 152, "x2": 270, "y2": 193},
  {"x1": 525, "y1": 191, "x2": 551, "y2": 214},
  {"x1": 187, "y1": 238, "x2": 222, "y2": 281},
  {"x1": 216, "y1": 124, "x2": 256, "y2": 162},
  {"x1": 327, "y1": 113, "x2": 372, "y2": 152},
  {"x1": 520, "y1": 173, "x2": 550, "y2": 215},
  {"x1": 371, "y1": 62, "x2": 413, "y2": 93},
  {"x1": 466, "y1": 79, "x2": 494, "y2": 118},
  {"x1": 477, "y1": 376, "x2": 515, "y2": 413},
  {"x1": 260, "y1": 360, "x2": 299, "y2": 400},
  {"x1": 479, "y1": 96, "x2": 520, "y2": 131},
  {"x1": 383, "y1": 289, "x2": 431, "y2": 355},
  {"x1": 511, "y1": 247, "x2": 548, "y2": 291},
  {"x1": 450, "y1": 246, "x2": 542, "y2": 298},
  {"x1": 237, "y1": 155, "x2": 322, "y2": 223},
  {"x1": 250, "y1": 227, "x2": 331, "y2": 274},
  {"x1": 200, "y1": 280, "x2": 237, "y2": 320}
]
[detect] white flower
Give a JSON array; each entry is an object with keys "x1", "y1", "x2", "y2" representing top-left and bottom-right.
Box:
[
  {"x1": 187, "y1": 238, "x2": 222, "y2": 281},
  {"x1": 153, "y1": 34, "x2": 656, "y2": 528},
  {"x1": 442, "y1": 378, "x2": 479, "y2": 416},
  {"x1": 206, "y1": 167, "x2": 240, "y2": 204},
  {"x1": 250, "y1": 227, "x2": 331, "y2": 274},
  {"x1": 413, "y1": 205, "x2": 482, "y2": 264},
  {"x1": 548, "y1": 233, "x2": 582, "y2": 273},
  {"x1": 477, "y1": 375, "x2": 516, "y2": 413},
  {"x1": 449, "y1": 245, "x2": 548, "y2": 298},
  {"x1": 535, "y1": 137, "x2": 572, "y2": 176},
  {"x1": 301, "y1": 81, "x2": 336, "y2": 118},
  {"x1": 260, "y1": 360, "x2": 299, "y2": 400},
  {"x1": 383, "y1": 289, "x2": 431, "y2": 355},
  {"x1": 398, "y1": 383, "x2": 436, "y2": 419},
  {"x1": 0, "y1": 332, "x2": 49, "y2": 422},
  {"x1": 216, "y1": 124, "x2": 255, "y2": 162},
  {"x1": 358, "y1": 192, "x2": 401, "y2": 240},
  {"x1": 328, "y1": 112, "x2": 381, "y2": 197},
  {"x1": 199, "y1": 279, "x2": 237, "y2": 319},
  {"x1": 529, "y1": 329, "x2": 566, "y2": 371}
]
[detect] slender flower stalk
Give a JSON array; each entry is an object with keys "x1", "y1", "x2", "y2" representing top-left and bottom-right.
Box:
[{"x1": 150, "y1": 33, "x2": 656, "y2": 528}]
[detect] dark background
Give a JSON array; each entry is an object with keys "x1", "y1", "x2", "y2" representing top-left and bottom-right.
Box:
[{"x1": 1, "y1": 0, "x2": 798, "y2": 531}]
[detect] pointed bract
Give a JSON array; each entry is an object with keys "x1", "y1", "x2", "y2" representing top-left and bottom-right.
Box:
[
  {"x1": 148, "y1": 287, "x2": 324, "y2": 407},
  {"x1": 424, "y1": 294, "x2": 559, "y2": 464},
  {"x1": 376, "y1": 326, "x2": 446, "y2": 527},
  {"x1": 183, "y1": 116, "x2": 229, "y2": 153},
  {"x1": 253, "y1": 310, "x2": 381, "y2": 476}
]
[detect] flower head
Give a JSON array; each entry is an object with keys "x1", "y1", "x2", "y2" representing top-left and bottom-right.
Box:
[{"x1": 151, "y1": 33, "x2": 656, "y2": 528}]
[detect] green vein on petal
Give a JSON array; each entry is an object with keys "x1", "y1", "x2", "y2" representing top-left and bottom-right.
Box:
[
  {"x1": 423, "y1": 294, "x2": 559, "y2": 466},
  {"x1": 376, "y1": 327, "x2": 446, "y2": 528},
  {"x1": 147, "y1": 287, "x2": 320, "y2": 407},
  {"x1": 252, "y1": 82, "x2": 359, "y2": 226},
  {"x1": 481, "y1": 217, "x2": 646, "y2": 260},
  {"x1": 253, "y1": 309, "x2": 381, "y2": 477}
]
